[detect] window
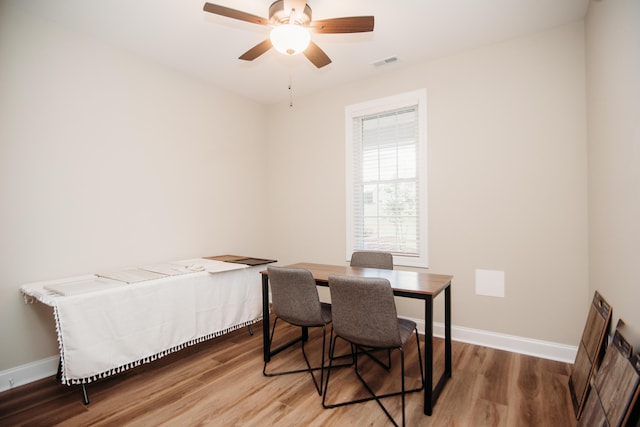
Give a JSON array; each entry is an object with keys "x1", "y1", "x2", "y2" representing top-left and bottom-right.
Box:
[{"x1": 346, "y1": 90, "x2": 428, "y2": 268}]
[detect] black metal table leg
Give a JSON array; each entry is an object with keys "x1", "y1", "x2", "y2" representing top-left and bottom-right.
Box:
[
  {"x1": 81, "y1": 384, "x2": 90, "y2": 405},
  {"x1": 424, "y1": 283, "x2": 453, "y2": 415},
  {"x1": 424, "y1": 296, "x2": 434, "y2": 415},
  {"x1": 445, "y1": 285, "x2": 452, "y2": 376},
  {"x1": 58, "y1": 357, "x2": 91, "y2": 405},
  {"x1": 262, "y1": 274, "x2": 271, "y2": 363}
]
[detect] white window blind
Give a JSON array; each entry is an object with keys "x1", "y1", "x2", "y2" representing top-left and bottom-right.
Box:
[{"x1": 346, "y1": 90, "x2": 428, "y2": 267}]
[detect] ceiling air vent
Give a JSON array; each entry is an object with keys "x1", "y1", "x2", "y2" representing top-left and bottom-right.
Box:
[{"x1": 371, "y1": 56, "x2": 399, "y2": 67}]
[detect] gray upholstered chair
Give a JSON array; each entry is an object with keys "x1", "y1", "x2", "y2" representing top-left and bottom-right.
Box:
[
  {"x1": 264, "y1": 266, "x2": 332, "y2": 395},
  {"x1": 323, "y1": 275, "x2": 424, "y2": 427},
  {"x1": 350, "y1": 250, "x2": 395, "y2": 366},
  {"x1": 350, "y1": 250, "x2": 394, "y2": 270}
]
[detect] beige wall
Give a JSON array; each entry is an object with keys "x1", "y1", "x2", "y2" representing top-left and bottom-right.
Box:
[
  {"x1": 585, "y1": 0, "x2": 640, "y2": 334},
  {"x1": 265, "y1": 22, "x2": 589, "y2": 345},
  {"x1": 0, "y1": 5, "x2": 269, "y2": 370}
]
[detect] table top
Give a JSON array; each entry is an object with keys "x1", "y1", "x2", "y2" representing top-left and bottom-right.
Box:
[{"x1": 261, "y1": 262, "x2": 452, "y2": 298}]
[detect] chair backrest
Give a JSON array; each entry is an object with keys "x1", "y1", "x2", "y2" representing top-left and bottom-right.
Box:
[
  {"x1": 350, "y1": 251, "x2": 394, "y2": 270},
  {"x1": 267, "y1": 266, "x2": 325, "y2": 327},
  {"x1": 328, "y1": 275, "x2": 401, "y2": 348}
]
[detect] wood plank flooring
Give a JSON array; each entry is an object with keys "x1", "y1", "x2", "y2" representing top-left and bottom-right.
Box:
[{"x1": 0, "y1": 321, "x2": 576, "y2": 426}]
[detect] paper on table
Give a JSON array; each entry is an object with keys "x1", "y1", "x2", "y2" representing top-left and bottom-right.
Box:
[
  {"x1": 175, "y1": 258, "x2": 248, "y2": 273},
  {"x1": 43, "y1": 276, "x2": 125, "y2": 296},
  {"x1": 139, "y1": 263, "x2": 194, "y2": 276},
  {"x1": 97, "y1": 268, "x2": 167, "y2": 284}
]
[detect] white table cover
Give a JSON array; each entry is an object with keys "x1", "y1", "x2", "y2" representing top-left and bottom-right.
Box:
[{"x1": 20, "y1": 260, "x2": 263, "y2": 384}]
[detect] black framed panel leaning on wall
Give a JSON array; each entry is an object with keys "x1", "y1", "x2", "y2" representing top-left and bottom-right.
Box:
[{"x1": 569, "y1": 291, "x2": 612, "y2": 419}]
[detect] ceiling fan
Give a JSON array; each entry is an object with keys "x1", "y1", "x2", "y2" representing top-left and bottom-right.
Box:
[{"x1": 202, "y1": 0, "x2": 374, "y2": 68}]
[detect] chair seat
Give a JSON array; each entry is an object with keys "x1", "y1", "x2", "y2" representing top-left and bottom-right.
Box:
[
  {"x1": 397, "y1": 318, "x2": 417, "y2": 344},
  {"x1": 320, "y1": 302, "x2": 332, "y2": 324},
  {"x1": 280, "y1": 302, "x2": 331, "y2": 327},
  {"x1": 345, "y1": 318, "x2": 416, "y2": 349}
]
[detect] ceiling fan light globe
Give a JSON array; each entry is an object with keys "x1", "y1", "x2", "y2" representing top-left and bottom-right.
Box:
[{"x1": 270, "y1": 24, "x2": 310, "y2": 56}]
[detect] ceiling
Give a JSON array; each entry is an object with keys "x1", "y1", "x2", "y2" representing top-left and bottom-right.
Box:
[{"x1": 10, "y1": 0, "x2": 589, "y2": 105}]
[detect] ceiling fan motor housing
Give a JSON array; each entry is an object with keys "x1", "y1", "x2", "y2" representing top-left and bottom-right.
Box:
[
  {"x1": 202, "y1": 1, "x2": 373, "y2": 68},
  {"x1": 269, "y1": 0, "x2": 312, "y2": 25}
]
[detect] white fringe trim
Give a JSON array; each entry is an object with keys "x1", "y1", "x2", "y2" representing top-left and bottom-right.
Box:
[
  {"x1": 52, "y1": 304, "x2": 67, "y2": 383},
  {"x1": 58, "y1": 317, "x2": 262, "y2": 385}
]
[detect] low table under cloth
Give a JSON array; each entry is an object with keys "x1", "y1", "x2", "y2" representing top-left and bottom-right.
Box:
[{"x1": 20, "y1": 258, "x2": 264, "y2": 388}]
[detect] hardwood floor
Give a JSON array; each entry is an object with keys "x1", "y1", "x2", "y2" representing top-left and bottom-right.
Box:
[{"x1": 0, "y1": 322, "x2": 576, "y2": 426}]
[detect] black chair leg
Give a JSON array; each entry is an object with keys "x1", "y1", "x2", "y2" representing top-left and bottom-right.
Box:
[
  {"x1": 323, "y1": 333, "x2": 424, "y2": 427},
  {"x1": 322, "y1": 333, "x2": 340, "y2": 409},
  {"x1": 301, "y1": 325, "x2": 326, "y2": 394},
  {"x1": 415, "y1": 327, "x2": 425, "y2": 388},
  {"x1": 264, "y1": 318, "x2": 334, "y2": 395},
  {"x1": 352, "y1": 345, "x2": 402, "y2": 427},
  {"x1": 400, "y1": 350, "x2": 405, "y2": 427}
]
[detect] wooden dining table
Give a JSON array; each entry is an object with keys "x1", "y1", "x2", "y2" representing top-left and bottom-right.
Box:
[{"x1": 260, "y1": 262, "x2": 453, "y2": 416}]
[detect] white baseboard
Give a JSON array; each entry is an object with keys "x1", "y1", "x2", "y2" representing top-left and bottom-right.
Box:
[
  {"x1": 0, "y1": 356, "x2": 59, "y2": 393},
  {"x1": 414, "y1": 320, "x2": 577, "y2": 364},
  {"x1": 0, "y1": 322, "x2": 577, "y2": 393}
]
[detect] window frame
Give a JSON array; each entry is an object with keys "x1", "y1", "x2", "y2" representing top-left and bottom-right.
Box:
[{"x1": 345, "y1": 89, "x2": 428, "y2": 268}]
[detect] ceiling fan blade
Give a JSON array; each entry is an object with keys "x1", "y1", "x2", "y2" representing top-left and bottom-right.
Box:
[
  {"x1": 311, "y1": 16, "x2": 374, "y2": 34},
  {"x1": 239, "y1": 39, "x2": 273, "y2": 61},
  {"x1": 304, "y1": 41, "x2": 331, "y2": 68},
  {"x1": 203, "y1": 3, "x2": 269, "y2": 26}
]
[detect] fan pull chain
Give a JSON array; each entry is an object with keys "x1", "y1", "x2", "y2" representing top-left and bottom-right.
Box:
[
  {"x1": 288, "y1": 72, "x2": 294, "y2": 107},
  {"x1": 289, "y1": 83, "x2": 293, "y2": 107}
]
